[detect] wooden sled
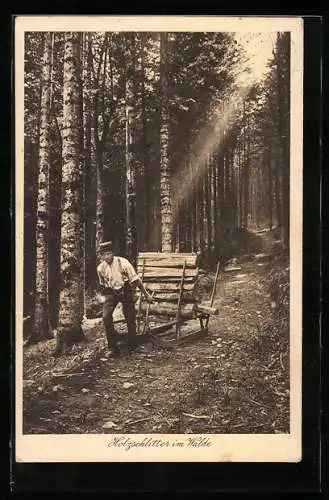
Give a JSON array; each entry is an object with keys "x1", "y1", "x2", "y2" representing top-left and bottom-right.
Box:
[{"x1": 136, "y1": 252, "x2": 220, "y2": 349}]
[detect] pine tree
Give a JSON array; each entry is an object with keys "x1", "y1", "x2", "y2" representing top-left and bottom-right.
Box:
[
  {"x1": 33, "y1": 32, "x2": 53, "y2": 342},
  {"x1": 55, "y1": 32, "x2": 85, "y2": 354},
  {"x1": 125, "y1": 32, "x2": 137, "y2": 268},
  {"x1": 159, "y1": 33, "x2": 173, "y2": 252}
]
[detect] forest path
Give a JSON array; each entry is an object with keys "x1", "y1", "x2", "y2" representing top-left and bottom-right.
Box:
[{"x1": 23, "y1": 228, "x2": 289, "y2": 434}]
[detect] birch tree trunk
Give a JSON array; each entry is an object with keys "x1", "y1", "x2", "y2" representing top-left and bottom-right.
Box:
[
  {"x1": 140, "y1": 33, "x2": 150, "y2": 249},
  {"x1": 160, "y1": 32, "x2": 173, "y2": 252},
  {"x1": 33, "y1": 32, "x2": 53, "y2": 342},
  {"x1": 95, "y1": 154, "x2": 104, "y2": 251},
  {"x1": 125, "y1": 33, "x2": 137, "y2": 268},
  {"x1": 55, "y1": 32, "x2": 85, "y2": 353},
  {"x1": 92, "y1": 34, "x2": 109, "y2": 253},
  {"x1": 83, "y1": 33, "x2": 98, "y2": 293}
]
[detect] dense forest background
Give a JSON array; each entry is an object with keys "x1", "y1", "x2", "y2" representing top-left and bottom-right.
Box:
[{"x1": 23, "y1": 31, "x2": 290, "y2": 348}]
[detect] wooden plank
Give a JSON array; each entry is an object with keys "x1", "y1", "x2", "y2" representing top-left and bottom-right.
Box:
[
  {"x1": 148, "y1": 320, "x2": 179, "y2": 334},
  {"x1": 224, "y1": 265, "x2": 242, "y2": 272},
  {"x1": 151, "y1": 327, "x2": 182, "y2": 338},
  {"x1": 140, "y1": 302, "x2": 194, "y2": 318},
  {"x1": 138, "y1": 259, "x2": 197, "y2": 269},
  {"x1": 148, "y1": 318, "x2": 189, "y2": 337},
  {"x1": 137, "y1": 266, "x2": 198, "y2": 279},
  {"x1": 144, "y1": 282, "x2": 195, "y2": 292},
  {"x1": 151, "y1": 292, "x2": 195, "y2": 302},
  {"x1": 138, "y1": 252, "x2": 197, "y2": 268},
  {"x1": 142, "y1": 275, "x2": 196, "y2": 283},
  {"x1": 195, "y1": 304, "x2": 219, "y2": 315}
]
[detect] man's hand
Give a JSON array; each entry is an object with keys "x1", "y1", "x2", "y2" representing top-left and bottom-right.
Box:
[
  {"x1": 136, "y1": 279, "x2": 155, "y2": 303},
  {"x1": 145, "y1": 292, "x2": 155, "y2": 303},
  {"x1": 96, "y1": 292, "x2": 106, "y2": 304}
]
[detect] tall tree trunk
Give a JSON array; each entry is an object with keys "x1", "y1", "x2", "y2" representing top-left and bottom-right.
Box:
[
  {"x1": 206, "y1": 154, "x2": 212, "y2": 264},
  {"x1": 242, "y1": 102, "x2": 250, "y2": 229},
  {"x1": 33, "y1": 32, "x2": 53, "y2": 342},
  {"x1": 84, "y1": 33, "x2": 97, "y2": 295},
  {"x1": 174, "y1": 215, "x2": 180, "y2": 253},
  {"x1": 95, "y1": 154, "x2": 104, "y2": 250},
  {"x1": 92, "y1": 34, "x2": 110, "y2": 253},
  {"x1": 224, "y1": 149, "x2": 230, "y2": 230},
  {"x1": 189, "y1": 155, "x2": 196, "y2": 252},
  {"x1": 214, "y1": 152, "x2": 220, "y2": 254},
  {"x1": 236, "y1": 143, "x2": 241, "y2": 228},
  {"x1": 218, "y1": 150, "x2": 225, "y2": 244},
  {"x1": 228, "y1": 147, "x2": 232, "y2": 230},
  {"x1": 273, "y1": 155, "x2": 282, "y2": 228},
  {"x1": 55, "y1": 32, "x2": 85, "y2": 353},
  {"x1": 254, "y1": 175, "x2": 259, "y2": 228},
  {"x1": 196, "y1": 179, "x2": 203, "y2": 255},
  {"x1": 140, "y1": 33, "x2": 150, "y2": 249},
  {"x1": 282, "y1": 45, "x2": 290, "y2": 247},
  {"x1": 48, "y1": 120, "x2": 62, "y2": 330},
  {"x1": 210, "y1": 153, "x2": 216, "y2": 260},
  {"x1": 238, "y1": 146, "x2": 243, "y2": 228},
  {"x1": 159, "y1": 32, "x2": 173, "y2": 252},
  {"x1": 231, "y1": 149, "x2": 238, "y2": 229},
  {"x1": 48, "y1": 33, "x2": 62, "y2": 330},
  {"x1": 277, "y1": 32, "x2": 290, "y2": 247},
  {"x1": 267, "y1": 149, "x2": 273, "y2": 231},
  {"x1": 125, "y1": 33, "x2": 137, "y2": 268},
  {"x1": 202, "y1": 166, "x2": 209, "y2": 265}
]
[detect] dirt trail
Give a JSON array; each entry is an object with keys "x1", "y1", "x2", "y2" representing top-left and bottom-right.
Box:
[{"x1": 23, "y1": 230, "x2": 289, "y2": 435}]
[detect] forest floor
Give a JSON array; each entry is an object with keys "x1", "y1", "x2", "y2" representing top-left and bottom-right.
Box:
[{"x1": 22, "y1": 228, "x2": 290, "y2": 435}]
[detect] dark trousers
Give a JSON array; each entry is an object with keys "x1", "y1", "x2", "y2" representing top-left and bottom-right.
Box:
[{"x1": 102, "y1": 283, "x2": 137, "y2": 351}]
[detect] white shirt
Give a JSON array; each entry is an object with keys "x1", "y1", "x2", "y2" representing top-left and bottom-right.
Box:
[{"x1": 97, "y1": 256, "x2": 139, "y2": 291}]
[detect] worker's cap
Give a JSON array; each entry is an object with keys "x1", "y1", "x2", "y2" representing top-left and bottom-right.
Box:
[{"x1": 99, "y1": 241, "x2": 114, "y2": 253}]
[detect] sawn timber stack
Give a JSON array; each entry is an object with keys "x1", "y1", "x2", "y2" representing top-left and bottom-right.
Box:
[{"x1": 136, "y1": 252, "x2": 220, "y2": 348}]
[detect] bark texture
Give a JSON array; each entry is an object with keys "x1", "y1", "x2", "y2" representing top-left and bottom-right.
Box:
[
  {"x1": 33, "y1": 32, "x2": 53, "y2": 341},
  {"x1": 56, "y1": 32, "x2": 85, "y2": 350}
]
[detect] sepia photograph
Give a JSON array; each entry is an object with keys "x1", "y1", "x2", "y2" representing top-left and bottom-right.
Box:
[{"x1": 15, "y1": 16, "x2": 303, "y2": 462}]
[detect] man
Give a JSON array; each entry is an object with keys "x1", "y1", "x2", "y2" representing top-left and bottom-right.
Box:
[{"x1": 97, "y1": 241, "x2": 154, "y2": 357}]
